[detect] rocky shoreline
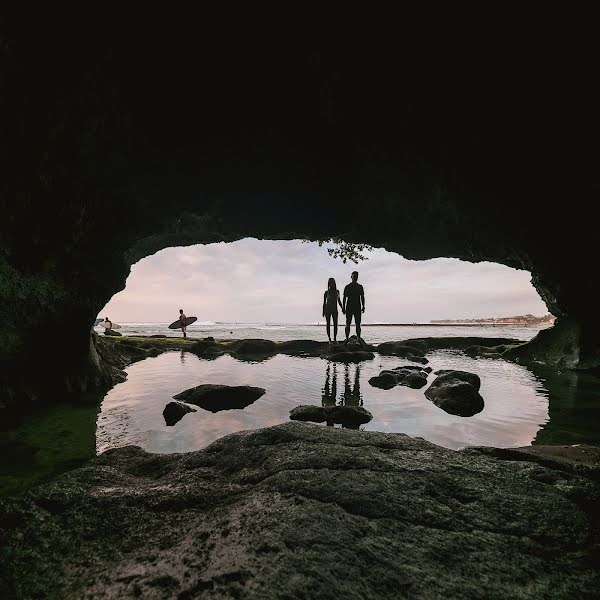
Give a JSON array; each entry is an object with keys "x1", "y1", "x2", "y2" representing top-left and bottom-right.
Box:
[
  {"x1": 100, "y1": 334, "x2": 523, "y2": 371},
  {"x1": 1, "y1": 422, "x2": 598, "y2": 598}
]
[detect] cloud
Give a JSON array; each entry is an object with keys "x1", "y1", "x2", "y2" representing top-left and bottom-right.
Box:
[{"x1": 100, "y1": 239, "x2": 547, "y2": 322}]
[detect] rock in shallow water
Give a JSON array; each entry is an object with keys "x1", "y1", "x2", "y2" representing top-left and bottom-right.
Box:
[
  {"x1": 173, "y1": 384, "x2": 266, "y2": 412},
  {"x1": 368, "y1": 372, "x2": 399, "y2": 389},
  {"x1": 232, "y1": 339, "x2": 277, "y2": 356},
  {"x1": 426, "y1": 370, "x2": 484, "y2": 416},
  {"x1": 369, "y1": 366, "x2": 429, "y2": 390},
  {"x1": 433, "y1": 369, "x2": 481, "y2": 391},
  {"x1": 326, "y1": 350, "x2": 375, "y2": 363},
  {"x1": 289, "y1": 404, "x2": 373, "y2": 427},
  {"x1": 163, "y1": 401, "x2": 197, "y2": 426},
  {"x1": 277, "y1": 339, "x2": 329, "y2": 356},
  {"x1": 1, "y1": 422, "x2": 598, "y2": 598},
  {"x1": 375, "y1": 342, "x2": 428, "y2": 364}
]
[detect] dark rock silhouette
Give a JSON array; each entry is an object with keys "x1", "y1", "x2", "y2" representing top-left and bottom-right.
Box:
[
  {"x1": 369, "y1": 366, "x2": 429, "y2": 390},
  {"x1": 326, "y1": 350, "x2": 375, "y2": 363},
  {"x1": 277, "y1": 340, "x2": 329, "y2": 356},
  {"x1": 433, "y1": 370, "x2": 481, "y2": 391},
  {"x1": 375, "y1": 342, "x2": 429, "y2": 364},
  {"x1": 103, "y1": 329, "x2": 122, "y2": 337},
  {"x1": 233, "y1": 339, "x2": 277, "y2": 353},
  {"x1": 2, "y1": 423, "x2": 598, "y2": 598},
  {"x1": 425, "y1": 371, "x2": 484, "y2": 416},
  {"x1": 368, "y1": 372, "x2": 399, "y2": 389},
  {"x1": 289, "y1": 405, "x2": 327, "y2": 422},
  {"x1": 190, "y1": 338, "x2": 224, "y2": 358},
  {"x1": 401, "y1": 371, "x2": 429, "y2": 389},
  {"x1": 163, "y1": 401, "x2": 197, "y2": 426},
  {"x1": 289, "y1": 404, "x2": 373, "y2": 427},
  {"x1": 173, "y1": 384, "x2": 266, "y2": 412}
]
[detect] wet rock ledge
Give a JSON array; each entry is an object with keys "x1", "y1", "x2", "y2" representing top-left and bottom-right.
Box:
[{"x1": 1, "y1": 423, "x2": 598, "y2": 599}]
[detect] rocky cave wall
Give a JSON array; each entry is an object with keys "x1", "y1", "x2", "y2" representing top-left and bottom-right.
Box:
[{"x1": 1, "y1": 10, "x2": 599, "y2": 405}]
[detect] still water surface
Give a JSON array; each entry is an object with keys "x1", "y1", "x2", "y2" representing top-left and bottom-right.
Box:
[{"x1": 97, "y1": 350, "x2": 552, "y2": 453}]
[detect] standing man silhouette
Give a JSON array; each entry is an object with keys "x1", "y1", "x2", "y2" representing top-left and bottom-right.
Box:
[{"x1": 343, "y1": 271, "x2": 365, "y2": 343}]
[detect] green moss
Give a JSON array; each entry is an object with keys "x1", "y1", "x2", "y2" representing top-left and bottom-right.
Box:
[
  {"x1": 0, "y1": 403, "x2": 98, "y2": 498},
  {"x1": 500, "y1": 343, "x2": 526, "y2": 352},
  {"x1": 115, "y1": 335, "x2": 199, "y2": 349},
  {"x1": 113, "y1": 335, "x2": 239, "y2": 351},
  {"x1": 0, "y1": 258, "x2": 67, "y2": 356}
]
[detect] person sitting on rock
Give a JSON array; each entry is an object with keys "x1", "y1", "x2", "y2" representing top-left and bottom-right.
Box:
[
  {"x1": 322, "y1": 277, "x2": 344, "y2": 343},
  {"x1": 343, "y1": 271, "x2": 365, "y2": 343},
  {"x1": 179, "y1": 309, "x2": 188, "y2": 338}
]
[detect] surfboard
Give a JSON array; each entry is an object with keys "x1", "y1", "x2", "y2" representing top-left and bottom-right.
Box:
[
  {"x1": 100, "y1": 321, "x2": 121, "y2": 329},
  {"x1": 168, "y1": 316, "x2": 197, "y2": 330}
]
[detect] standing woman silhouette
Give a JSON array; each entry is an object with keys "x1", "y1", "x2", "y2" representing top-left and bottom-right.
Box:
[{"x1": 322, "y1": 278, "x2": 344, "y2": 343}]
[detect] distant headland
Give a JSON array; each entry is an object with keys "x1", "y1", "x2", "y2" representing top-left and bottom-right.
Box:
[{"x1": 430, "y1": 314, "x2": 555, "y2": 326}]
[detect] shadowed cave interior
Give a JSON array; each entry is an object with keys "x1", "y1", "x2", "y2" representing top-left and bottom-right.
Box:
[{"x1": 2, "y1": 9, "x2": 600, "y2": 599}]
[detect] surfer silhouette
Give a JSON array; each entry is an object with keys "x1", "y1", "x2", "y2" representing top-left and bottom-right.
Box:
[
  {"x1": 322, "y1": 278, "x2": 343, "y2": 343},
  {"x1": 105, "y1": 316, "x2": 112, "y2": 330},
  {"x1": 343, "y1": 271, "x2": 365, "y2": 343},
  {"x1": 179, "y1": 309, "x2": 187, "y2": 338}
]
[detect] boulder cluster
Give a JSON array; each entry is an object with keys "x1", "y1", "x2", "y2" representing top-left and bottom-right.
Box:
[
  {"x1": 369, "y1": 365, "x2": 431, "y2": 389},
  {"x1": 369, "y1": 365, "x2": 485, "y2": 417}
]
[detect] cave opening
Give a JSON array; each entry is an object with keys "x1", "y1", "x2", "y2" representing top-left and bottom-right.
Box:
[{"x1": 96, "y1": 238, "x2": 550, "y2": 335}]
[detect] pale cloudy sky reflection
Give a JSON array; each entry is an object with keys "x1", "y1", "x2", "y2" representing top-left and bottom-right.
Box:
[{"x1": 100, "y1": 239, "x2": 547, "y2": 323}]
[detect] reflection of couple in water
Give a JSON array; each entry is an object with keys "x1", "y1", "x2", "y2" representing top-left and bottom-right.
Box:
[
  {"x1": 322, "y1": 363, "x2": 363, "y2": 409},
  {"x1": 322, "y1": 271, "x2": 365, "y2": 344}
]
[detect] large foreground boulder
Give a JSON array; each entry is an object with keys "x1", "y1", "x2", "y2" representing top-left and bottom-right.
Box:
[
  {"x1": 289, "y1": 404, "x2": 373, "y2": 427},
  {"x1": 1, "y1": 423, "x2": 598, "y2": 598},
  {"x1": 425, "y1": 371, "x2": 484, "y2": 416},
  {"x1": 173, "y1": 384, "x2": 266, "y2": 412}
]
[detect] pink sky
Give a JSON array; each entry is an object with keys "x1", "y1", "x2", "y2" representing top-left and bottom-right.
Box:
[{"x1": 100, "y1": 239, "x2": 547, "y2": 323}]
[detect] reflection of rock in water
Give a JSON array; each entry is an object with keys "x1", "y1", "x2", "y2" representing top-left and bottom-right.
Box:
[
  {"x1": 180, "y1": 350, "x2": 186, "y2": 365},
  {"x1": 321, "y1": 364, "x2": 337, "y2": 407},
  {"x1": 531, "y1": 366, "x2": 600, "y2": 445},
  {"x1": 342, "y1": 364, "x2": 363, "y2": 407}
]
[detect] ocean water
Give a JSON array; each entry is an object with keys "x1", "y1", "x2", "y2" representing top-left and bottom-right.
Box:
[
  {"x1": 95, "y1": 322, "x2": 576, "y2": 455},
  {"x1": 95, "y1": 321, "x2": 550, "y2": 343}
]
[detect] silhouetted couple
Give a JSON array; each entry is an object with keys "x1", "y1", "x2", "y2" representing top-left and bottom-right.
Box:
[{"x1": 322, "y1": 271, "x2": 365, "y2": 344}]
